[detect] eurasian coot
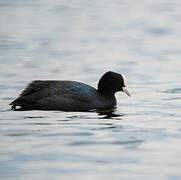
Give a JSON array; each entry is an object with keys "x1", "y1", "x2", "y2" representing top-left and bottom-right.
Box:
[{"x1": 10, "y1": 71, "x2": 131, "y2": 111}]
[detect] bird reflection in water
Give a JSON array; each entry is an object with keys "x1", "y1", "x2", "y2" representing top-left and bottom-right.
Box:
[{"x1": 96, "y1": 107, "x2": 124, "y2": 119}]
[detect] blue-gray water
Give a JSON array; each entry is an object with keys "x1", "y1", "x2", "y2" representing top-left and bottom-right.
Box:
[{"x1": 0, "y1": 0, "x2": 181, "y2": 180}]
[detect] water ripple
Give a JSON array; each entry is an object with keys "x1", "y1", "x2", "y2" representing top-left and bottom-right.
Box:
[
  {"x1": 68, "y1": 139, "x2": 143, "y2": 147},
  {"x1": 160, "y1": 88, "x2": 181, "y2": 94}
]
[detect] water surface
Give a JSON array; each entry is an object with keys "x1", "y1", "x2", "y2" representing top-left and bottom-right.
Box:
[{"x1": 0, "y1": 0, "x2": 181, "y2": 180}]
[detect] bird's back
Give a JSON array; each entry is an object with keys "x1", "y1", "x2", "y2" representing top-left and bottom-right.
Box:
[{"x1": 10, "y1": 80, "x2": 103, "y2": 111}]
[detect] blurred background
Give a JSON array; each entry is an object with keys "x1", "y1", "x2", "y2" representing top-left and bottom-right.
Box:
[{"x1": 0, "y1": 0, "x2": 181, "y2": 180}]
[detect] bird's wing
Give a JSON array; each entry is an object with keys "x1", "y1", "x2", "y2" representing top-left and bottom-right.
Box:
[
  {"x1": 10, "y1": 81, "x2": 56, "y2": 105},
  {"x1": 20, "y1": 81, "x2": 56, "y2": 96}
]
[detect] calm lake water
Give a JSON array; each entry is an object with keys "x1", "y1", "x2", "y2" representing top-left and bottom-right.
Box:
[{"x1": 0, "y1": 0, "x2": 181, "y2": 179}]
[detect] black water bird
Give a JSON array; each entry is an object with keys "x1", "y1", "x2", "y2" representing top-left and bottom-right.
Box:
[{"x1": 10, "y1": 71, "x2": 131, "y2": 111}]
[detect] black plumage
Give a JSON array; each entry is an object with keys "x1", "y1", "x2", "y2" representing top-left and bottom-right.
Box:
[{"x1": 10, "y1": 71, "x2": 130, "y2": 111}]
